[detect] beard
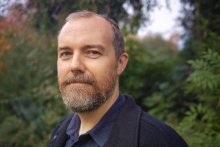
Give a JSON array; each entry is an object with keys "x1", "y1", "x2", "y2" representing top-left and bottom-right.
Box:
[{"x1": 58, "y1": 68, "x2": 117, "y2": 113}]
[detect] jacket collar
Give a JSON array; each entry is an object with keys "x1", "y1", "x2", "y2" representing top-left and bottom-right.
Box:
[
  {"x1": 104, "y1": 96, "x2": 141, "y2": 147},
  {"x1": 48, "y1": 115, "x2": 72, "y2": 147}
]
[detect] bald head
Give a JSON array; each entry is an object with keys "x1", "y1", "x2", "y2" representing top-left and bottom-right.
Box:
[{"x1": 59, "y1": 10, "x2": 125, "y2": 59}]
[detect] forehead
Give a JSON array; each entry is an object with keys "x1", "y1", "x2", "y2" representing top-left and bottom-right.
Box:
[{"x1": 58, "y1": 16, "x2": 114, "y2": 44}]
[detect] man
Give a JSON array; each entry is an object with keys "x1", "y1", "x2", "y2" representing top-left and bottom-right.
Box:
[{"x1": 48, "y1": 10, "x2": 188, "y2": 147}]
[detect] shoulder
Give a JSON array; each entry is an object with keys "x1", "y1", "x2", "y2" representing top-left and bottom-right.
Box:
[{"x1": 139, "y1": 111, "x2": 188, "y2": 147}]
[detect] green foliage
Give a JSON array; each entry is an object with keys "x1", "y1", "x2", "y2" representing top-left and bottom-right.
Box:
[
  {"x1": 25, "y1": 0, "x2": 158, "y2": 34},
  {"x1": 122, "y1": 37, "x2": 187, "y2": 120},
  {"x1": 187, "y1": 52, "x2": 220, "y2": 92},
  {"x1": 0, "y1": 112, "x2": 59, "y2": 147},
  {"x1": 177, "y1": 50, "x2": 220, "y2": 146},
  {"x1": 0, "y1": 27, "x2": 68, "y2": 146},
  {"x1": 121, "y1": 36, "x2": 179, "y2": 109},
  {"x1": 180, "y1": 0, "x2": 220, "y2": 59}
]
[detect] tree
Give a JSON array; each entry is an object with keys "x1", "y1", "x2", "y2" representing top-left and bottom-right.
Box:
[
  {"x1": 121, "y1": 35, "x2": 180, "y2": 114},
  {"x1": 177, "y1": 50, "x2": 220, "y2": 146},
  {"x1": 0, "y1": 9, "x2": 66, "y2": 146},
  {"x1": 180, "y1": 0, "x2": 220, "y2": 59},
  {"x1": 21, "y1": 0, "x2": 158, "y2": 34}
]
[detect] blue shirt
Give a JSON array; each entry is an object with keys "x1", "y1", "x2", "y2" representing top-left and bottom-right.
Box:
[{"x1": 65, "y1": 94, "x2": 125, "y2": 147}]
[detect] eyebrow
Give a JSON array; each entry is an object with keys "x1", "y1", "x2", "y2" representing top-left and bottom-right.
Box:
[
  {"x1": 82, "y1": 44, "x2": 105, "y2": 51},
  {"x1": 58, "y1": 44, "x2": 105, "y2": 52},
  {"x1": 58, "y1": 47, "x2": 71, "y2": 52}
]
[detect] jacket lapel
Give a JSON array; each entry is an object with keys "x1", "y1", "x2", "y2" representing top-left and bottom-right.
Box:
[
  {"x1": 48, "y1": 115, "x2": 72, "y2": 147},
  {"x1": 104, "y1": 96, "x2": 142, "y2": 147}
]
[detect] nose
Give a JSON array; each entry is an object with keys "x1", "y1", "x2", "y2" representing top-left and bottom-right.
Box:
[{"x1": 70, "y1": 53, "x2": 85, "y2": 73}]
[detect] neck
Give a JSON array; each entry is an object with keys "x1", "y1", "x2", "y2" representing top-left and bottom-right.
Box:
[{"x1": 77, "y1": 86, "x2": 119, "y2": 135}]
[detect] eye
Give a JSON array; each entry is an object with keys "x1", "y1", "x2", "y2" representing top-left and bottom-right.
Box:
[
  {"x1": 59, "y1": 51, "x2": 72, "y2": 60},
  {"x1": 86, "y1": 50, "x2": 102, "y2": 58}
]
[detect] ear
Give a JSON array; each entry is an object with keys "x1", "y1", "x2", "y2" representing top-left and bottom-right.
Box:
[{"x1": 117, "y1": 52, "x2": 128, "y2": 75}]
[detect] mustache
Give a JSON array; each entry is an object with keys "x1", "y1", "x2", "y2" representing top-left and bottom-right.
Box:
[{"x1": 62, "y1": 73, "x2": 95, "y2": 86}]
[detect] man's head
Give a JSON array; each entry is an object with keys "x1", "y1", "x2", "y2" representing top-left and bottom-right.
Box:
[
  {"x1": 60, "y1": 10, "x2": 125, "y2": 59},
  {"x1": 57, "y1": 10, "x2": 128, "y2": 113}
]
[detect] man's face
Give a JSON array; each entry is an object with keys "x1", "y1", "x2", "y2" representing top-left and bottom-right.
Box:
[{"x1": 57, "y1": 16, "x2": 121, "y2": 113}]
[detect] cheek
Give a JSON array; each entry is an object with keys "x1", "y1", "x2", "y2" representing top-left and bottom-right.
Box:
[
  {"x1": 89, "y1": 61, "x2": 117, "y2": 82},
  {"x1": 57, "y1": 61, "x2": 69, "y2": 81}
]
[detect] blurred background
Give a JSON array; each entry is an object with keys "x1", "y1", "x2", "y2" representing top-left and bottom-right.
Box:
[{"x1": 0, "y1": 0, "x2": 220, "y2": 146}]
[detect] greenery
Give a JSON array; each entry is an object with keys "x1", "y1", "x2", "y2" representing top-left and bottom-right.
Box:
[{"x1": 0, "y1": 0, "x2": 220, "y2": 146}]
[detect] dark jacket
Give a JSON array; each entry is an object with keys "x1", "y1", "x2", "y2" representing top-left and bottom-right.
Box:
[{"x1": 48, "y1": 96, "x2": 188, "y2": 147}]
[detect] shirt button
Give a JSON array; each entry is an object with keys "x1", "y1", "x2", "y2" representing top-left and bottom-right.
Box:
[{"x1": 53, "y1": 135, "x2": 57, "y2": 140}]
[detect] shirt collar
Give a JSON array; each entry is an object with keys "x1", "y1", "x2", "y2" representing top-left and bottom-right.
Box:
[{"x1": 66, "y1": 113, "x2": 80, "y2": 141}]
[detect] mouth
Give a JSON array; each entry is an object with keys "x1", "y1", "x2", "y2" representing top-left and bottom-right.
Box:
[
  {"x1": 62, "y1": 78, "x2": 94, "y2": 86},
  {"x1": 67, "y1": 82, "x2": 92, "y2": 86}
]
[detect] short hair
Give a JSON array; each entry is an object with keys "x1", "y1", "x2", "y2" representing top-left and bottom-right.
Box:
[{"x1": 61, "y1": 10, "x2": 125, "y2": 59}]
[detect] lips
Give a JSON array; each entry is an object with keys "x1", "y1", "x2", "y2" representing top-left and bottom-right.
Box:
[
  {"x1": 63, "y1": 79, "x2": 94, "y2": 87},
  {"x1": 68, "y1": 82, "x2": 91, "y2": 85}
]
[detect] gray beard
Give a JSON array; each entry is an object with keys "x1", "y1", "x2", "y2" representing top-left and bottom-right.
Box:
[
  {"x1": 61, "y1": 85, "x2": 111, "y2": 113},
  {"x1": 59, "y1": 70, "x2": 117, "y2": 113}
]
